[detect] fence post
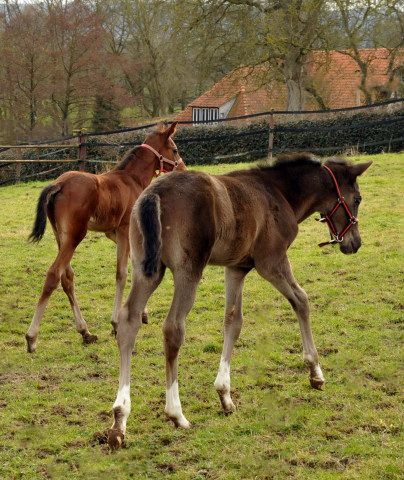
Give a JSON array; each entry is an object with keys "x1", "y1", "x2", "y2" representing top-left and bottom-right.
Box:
[
  {"x1": 267, "y1": 109, "x2": 274, "y2": 162},
  {"x1": 74, "y1": 128, "x2": 87, "y2": 171},
  {"x1": 15, "y1": 147, "x2": 22, "y2": 184}
]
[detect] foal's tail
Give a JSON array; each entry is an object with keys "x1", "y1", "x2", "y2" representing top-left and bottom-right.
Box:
[
  {"x1": 138, "y1": 192, "x2": 162, "y2": 277},
  {"x1": 28, "y1": 183, "x2": 61, "y2": 243}
]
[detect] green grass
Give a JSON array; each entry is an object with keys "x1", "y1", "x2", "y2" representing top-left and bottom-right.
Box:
[{"x1": 0, "y1": 153, "x2": 403, "y2": 479}]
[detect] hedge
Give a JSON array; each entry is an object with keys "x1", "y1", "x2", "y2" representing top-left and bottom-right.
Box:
[{"x1": 170, "y1": 107, "x2": 404, "y2": 165}]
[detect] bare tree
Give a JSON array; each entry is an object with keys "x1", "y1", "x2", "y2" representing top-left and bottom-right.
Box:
[
  {"x1": 180, "y1": 0, "x2": 326, "y2": 111},
  {"x1": 0, "y1": 0, "x2": 401, "y2": 140},
  {"x1": 44, "y1": 0, "x2": 106, "y2": 136},
  {"x1": 377, "y1": 1, "x2": 404, "y2": 96},
  {"x1": 0, "y1": 3, "x2": 51, "y2": 141},
  {"x1": 323, "y1": 0, "x2": 404, "y2": 104}
]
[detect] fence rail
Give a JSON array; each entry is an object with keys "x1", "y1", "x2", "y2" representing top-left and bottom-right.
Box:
[
  {"x1": 1, "y1": 159, "x2": 78, "y2": 163},
  {"x1": 0, "y1": 98, "x2": 403, "y2": 185}
]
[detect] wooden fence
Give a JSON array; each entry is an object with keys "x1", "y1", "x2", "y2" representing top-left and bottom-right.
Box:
[{"x1": 0, "y1": 130, "x2": 88, "y2": 183}]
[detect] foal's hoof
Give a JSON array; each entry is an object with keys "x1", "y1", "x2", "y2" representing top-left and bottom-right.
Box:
[
  {"x1": 217, "y1": 390, "x2": 236, "y2": 414},
  {"x1": 141, "y1": 312, "x2": 148, "y2": 324},
  {"x1": 174, "y1": 418, "x2": 192, "y2": 429},
  {"x1": 310, "y1": 377, "x2": 325, "y2": 390},
  {"x1": 25, "y1": 334, "x2": 37, "y2": 353},
  {"x1": 107, "y1": 429, "x2": 124, "y2": 450},
  {"x1": 222, "y1": 403, "x2": 236, "y2": 415},
  {"x1": 167, "y1": 413, "x2": 191, "y2": 429},
  {"x1": 83, "y1": 332, "x2": 98, "y2": 344}
]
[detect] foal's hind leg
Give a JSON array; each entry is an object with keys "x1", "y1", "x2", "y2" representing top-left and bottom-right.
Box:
[
  {"x1": 26, "y1": 270, "x2": 56, "y2": 353},
  {"x1": 61, "y1": 264, "x2": 97, "y2": 344},
  {"x1": 256, "y1": 255, "x2": 325, "y2": 390},
  {"x1": 108, "y1": 268, "x2": 164, "y2": 450},
  {"x1": 214, "y1": 267, "x2": 248, "y2": 413},
  {"x1": 163, "y1": 274, "x2": 200, "y2": 428},
  {"x1": 26, "y1": 228, "x2": 94, "y2": 352},
  {"x1": 26, "y1": 250, "x2": 69, "y2": 353},
  {"x1": 110, "y1": 228, "x2": 130, "y2": 335}
]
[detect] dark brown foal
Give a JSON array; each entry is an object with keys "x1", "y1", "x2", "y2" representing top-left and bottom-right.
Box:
[{"x1": 108, "y1": 153, "x2": 372, "y2": 449}]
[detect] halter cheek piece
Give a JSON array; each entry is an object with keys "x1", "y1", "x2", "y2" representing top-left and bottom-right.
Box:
[
  {"x1": 316, "y1": 165, "x2": 358, "y2": 247},
  {"x1": 140, "y1": 143, "x2": 183, "y2": 177}
]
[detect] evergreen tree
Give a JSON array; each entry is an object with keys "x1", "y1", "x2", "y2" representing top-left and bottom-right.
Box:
[{"x1": 91, "y1": 92, "x2": 121, "y2": 133}]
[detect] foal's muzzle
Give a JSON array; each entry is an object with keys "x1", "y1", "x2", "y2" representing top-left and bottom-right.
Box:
[{"x1": 339, "y1": 236, "x2": 361, "y2": 255}]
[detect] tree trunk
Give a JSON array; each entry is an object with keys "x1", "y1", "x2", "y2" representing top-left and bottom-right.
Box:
[{"x1": 283, "y1": 52, "x2": 306, "y2": 111}]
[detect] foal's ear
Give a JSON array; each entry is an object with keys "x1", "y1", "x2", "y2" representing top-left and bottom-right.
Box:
[
  {"x1": 350, "y1": 161, "x2": 373, "y2": 177},
  {"x1": 165, "y1": 121, "x2": 178, "y2": 138}
]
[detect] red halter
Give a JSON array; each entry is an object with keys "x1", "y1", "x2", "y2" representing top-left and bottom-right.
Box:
[
  {"x1": 140, "y1": 143, "x2": 183, "y2": 177},
  {"x1": 316, "y1": 165, "x2": 358, "y2": 247}
]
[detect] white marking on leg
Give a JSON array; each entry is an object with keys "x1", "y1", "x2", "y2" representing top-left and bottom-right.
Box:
[
  {"x1": 214, "y1": 357, "x2": 235, "y2": 412},
  {"x1": 303, "y1": 353, "x2": 324, "y2": 381},
  {"x1": 303, "y1": 352, "x2": 314, "y2": 364},
  {"x1": 27, "y1": 302, "x2": 47, "y2": 339},
  {"x1": 113, "y1": 384, "x2": 131, "y2": 434},
  {"x1": 113, "y1": 384, "x2": 131, "y2": 410},
  {"x1": 26, "y1": 301, "x2": 50, "y2": 352},
  {"x1": 312, "y1": 364, "x2": 324, "y2": 382},
  {"x1": 214, "y1": 356, "x2": 230, "y2": 392},
  {"x1": 165, "y1": 380, "x2": 190, "y2": 428},
  {"x1": 72, "y1": 304, "x2": 88, "y2": 333}
]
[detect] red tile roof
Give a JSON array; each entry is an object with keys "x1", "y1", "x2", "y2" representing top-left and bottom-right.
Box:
[
  {"x1": 174, "y1": 67, "x2": 285, "y2": 123},
  {"x1": 174, "y1": 49, "x2": 403, "y2": 124},
  {"x1": 307, "y1": 48, "x2": 403, "y2": 108}
]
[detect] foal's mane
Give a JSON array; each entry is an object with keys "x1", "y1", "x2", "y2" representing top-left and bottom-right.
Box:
[
  {"x1": 258, "y1": 152, "x2": 321, "y2": 172},
  {"x1": 323, "y1": 158, "x2": 352, "y2": 167},
  {"x1": 258, "y1": 153, "x2": 351, "y2": 172},
  {"x1": 113, "y1": 146, "x2": 141, "y2": 171}
]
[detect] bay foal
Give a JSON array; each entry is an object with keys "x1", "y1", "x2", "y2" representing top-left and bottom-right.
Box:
[
  {"x1": 108, "y1": 154, "x2": 372, "y2": 449},
  {"x1": 26, "y1": 122, "x2": 185, "y2": 353}
]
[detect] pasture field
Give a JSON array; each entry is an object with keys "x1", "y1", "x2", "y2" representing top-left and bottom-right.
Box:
[{"x1": 0, "y1": 153, "x2": 403, "y2": 479}]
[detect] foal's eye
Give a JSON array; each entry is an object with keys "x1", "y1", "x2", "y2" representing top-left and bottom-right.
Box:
[
  {"x1": 354, "y1": 196, "x2": 362, "y2": 205},
  {"x1": 173, "y1": 149, "x2": 178, "y2": 154}
]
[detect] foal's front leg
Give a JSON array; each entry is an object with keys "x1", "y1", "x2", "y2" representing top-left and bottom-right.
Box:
[
  {"x1": 214, "y1": 267, "x2": 248, "y2": 412},
  {"x1": 107, "y1": 229, "x2": 148, "y2": 336},
  {"x1": 256, "y1": 256, "x2": 325, "y2": 390},
  {"x1": 110, "y1": 229, "x2": 130, "y2": 335}
]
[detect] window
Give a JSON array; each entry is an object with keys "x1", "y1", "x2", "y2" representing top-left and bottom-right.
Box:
[{"x1": 192, "y1": 107, "x2": 219, "y2": 125}]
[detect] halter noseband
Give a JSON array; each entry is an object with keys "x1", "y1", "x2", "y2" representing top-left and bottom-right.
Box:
[
  {"x1": 140, "y1": 143, "x2": 183, "y2": 177},
  {"x1": 316, "y1": 165, "x2": 358, "y2": 247}
]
